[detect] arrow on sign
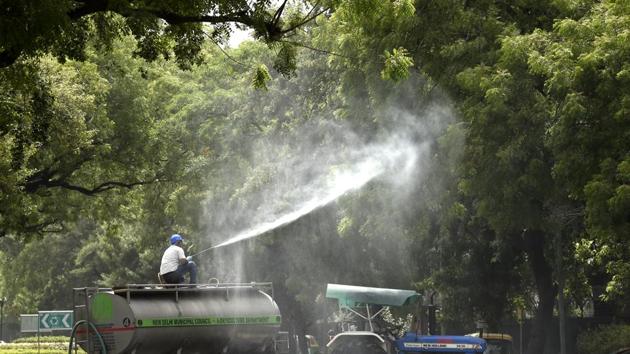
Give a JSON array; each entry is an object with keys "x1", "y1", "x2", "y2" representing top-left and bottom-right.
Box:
[
  {"x1": 62, "y1": 314, "x2": 71, "y2": 328},
  {"x1": 41, "y1": 314, "x2": 50, "y2": 329}
]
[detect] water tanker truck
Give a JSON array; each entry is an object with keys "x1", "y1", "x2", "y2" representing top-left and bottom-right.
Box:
[{"x1": 71, "y1": 282, "x2": 283, "y2": 354}]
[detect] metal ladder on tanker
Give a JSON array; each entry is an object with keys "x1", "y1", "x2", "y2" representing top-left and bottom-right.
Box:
[{"x1": 72, "y1": 287, "x2": 102, "y2": 354}]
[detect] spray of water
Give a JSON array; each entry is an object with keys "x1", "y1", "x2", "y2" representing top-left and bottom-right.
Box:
[{"x1": 206, "y1": 139, "x2": 418, "y2": 250}]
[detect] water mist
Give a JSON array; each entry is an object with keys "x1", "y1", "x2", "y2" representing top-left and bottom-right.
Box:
[{"x1": 197, "y1": 99, "x2": 454, "y2": 283}]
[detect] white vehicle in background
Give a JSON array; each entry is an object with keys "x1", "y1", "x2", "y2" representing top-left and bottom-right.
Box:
[{"x1": 327, "y1": 331, "x2": 389, "y2": 354}]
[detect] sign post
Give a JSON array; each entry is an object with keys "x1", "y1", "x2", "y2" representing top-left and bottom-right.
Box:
[
  {"x1": 516, "y1": 307, "x2": 524, "y2": 354},
  {"x1": 0, "y1": 297, "x2": 6, "y2": 342}
]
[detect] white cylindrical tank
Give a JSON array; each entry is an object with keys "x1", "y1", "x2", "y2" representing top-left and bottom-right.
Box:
[{"x1": 74, "y1": 285, "x2": 281, "y2": 354}]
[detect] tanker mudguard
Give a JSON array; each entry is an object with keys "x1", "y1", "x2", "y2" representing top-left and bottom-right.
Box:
[
  {"x1": 73, "y1": 283, "x2": 282, "y2": 354},
  {"x1": 395, "y1": 333, "x2": 486, "y2": 353}
]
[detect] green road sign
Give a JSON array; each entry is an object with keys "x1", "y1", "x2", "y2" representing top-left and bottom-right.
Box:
[{"x1": 38, "y1": 311, "x2": 73, "y2": 330}]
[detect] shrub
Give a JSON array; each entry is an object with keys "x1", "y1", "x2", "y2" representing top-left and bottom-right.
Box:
[{"x1": 577, "y1": 324, "x2": 630, "y2": 354}]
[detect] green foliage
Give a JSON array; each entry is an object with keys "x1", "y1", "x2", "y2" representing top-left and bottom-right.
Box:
[
  {"x1": 381, "y1": 47, "x2": 414, "y2": 82},
  {"x1": 0, "y1": 55, "x2": 113, "y2": 238},
  {"x1": 527, "y1": 0, "x2": 630, "y2": 304},
  {"x1": 272, "y1": 42, "x2": 298, "y2": 78},
  {"x1": 577, "y1": 324, "x2": 630, "y2": 354},
  {"x1": 317, "y1": 0, "x2": 629, "y2": 348},
  {"x1": 395, "y1": 0, "x2": 416, "y2": 17},
  {"x1": 253, "y1": 64, "x2": 272, "y2": 90}
]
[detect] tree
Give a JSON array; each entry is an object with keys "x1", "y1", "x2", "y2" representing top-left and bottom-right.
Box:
[
  {"x1": 304, "y1": 1, "x2": 628, "y2": 353},
  {"x1": 524, "y1": 0, "x2": 630, "y2": 309},
  {"x1": 0, "y1": 0, "x2": 329, "y2": 69},
  {"x1": 0, "y1": 1, "x2": 330, "y2": 239}
]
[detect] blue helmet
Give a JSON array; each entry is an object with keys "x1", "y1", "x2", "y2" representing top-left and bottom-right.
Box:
[{"x1": 170, "y1": 234, "x2": 183, "y2": 245}]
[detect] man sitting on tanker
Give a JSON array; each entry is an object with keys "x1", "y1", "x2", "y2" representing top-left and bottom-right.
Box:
[{"x1": 160, "y1": 234, "x2": 197, "y2": 284}]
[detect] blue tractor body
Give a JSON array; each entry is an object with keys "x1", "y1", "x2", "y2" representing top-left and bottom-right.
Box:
[{"x1": 395, "y1": 333, "x2": 486, "y2": 353}]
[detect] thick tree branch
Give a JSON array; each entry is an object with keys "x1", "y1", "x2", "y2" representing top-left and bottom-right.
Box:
[
  {"x1": 129, "y1": 9, "x2": 254, "y2": 27},
  {"x1": 68, "y1": 0, "x2": 255, "y2": 26},
  {"x1": 22, "y1": 164, "x2": 165, "y2": 196},
  {"x1": 27, "y1": 176, "x2": 161, "y2": 196},
  {"x1": 272, "y1": 0, "x2": 289, "y2": 26},
  {"x1": 23, "y1": 167, "x2": 56, "y2": 193},
  {"x1": 52, "y1": 178, "x2": 162, "y2": 195},
  {"x1": 22, "y1": 152, "x2": 93, "y2": 193}
]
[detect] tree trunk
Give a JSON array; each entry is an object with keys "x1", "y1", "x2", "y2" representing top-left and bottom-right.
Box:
[
  {"x1": 523, "y1": 229, "x2": 556, "y2": 354},
  {"x1": 556, "y1": 231, "x2": 567, "y2": 354},
  {"x1": 269, "y1": 278, "x2": 309, "y2": 354}
]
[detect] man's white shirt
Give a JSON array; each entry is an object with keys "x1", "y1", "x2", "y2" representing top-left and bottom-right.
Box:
[{"x1": 160, "y1": 245, "x2": 185, "y2": 274}]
